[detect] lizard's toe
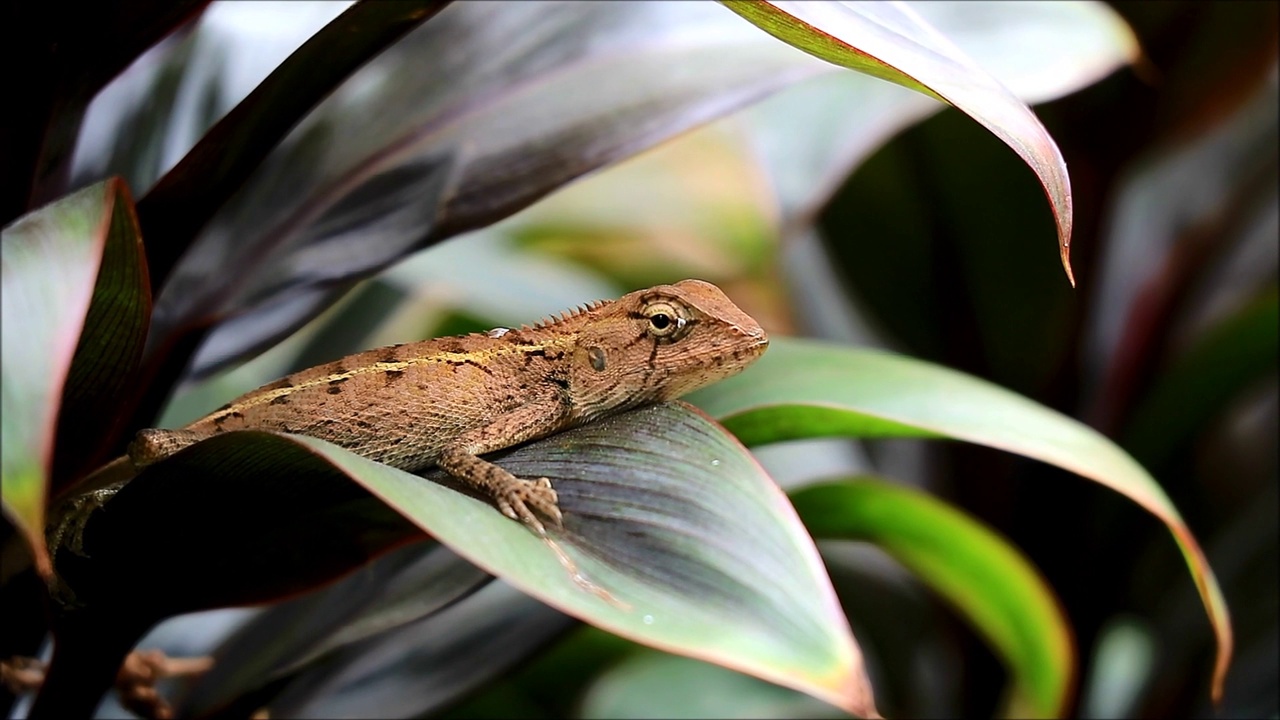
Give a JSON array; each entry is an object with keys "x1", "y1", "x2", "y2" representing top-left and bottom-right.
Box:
[{"x1": 497, "y1": 478, "x2": 561, "y2": 535}]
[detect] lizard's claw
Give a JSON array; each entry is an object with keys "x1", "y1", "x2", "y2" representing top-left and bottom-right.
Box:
[{"x1": 497, "y1": 477, "x2": 562, "y2": 536}]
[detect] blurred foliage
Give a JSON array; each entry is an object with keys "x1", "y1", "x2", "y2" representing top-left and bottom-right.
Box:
[{"x1": 1, "y1": 1, "x2": 1275, "y2": 718}]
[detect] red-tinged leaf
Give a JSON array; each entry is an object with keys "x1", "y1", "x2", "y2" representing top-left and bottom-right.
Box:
[
  {"x1": 148, "y1": 1, "x2": 831, "y2": 382},
  {"x1": 1, "y1": 178, "x2": 143, "y2": 576},
  {"x1": 721, "y1": 0, "x2": 1076, "y2": 284},
  {"x1": 59, "y1": 403, "x2": 876, "y2": 716},
  {"x1": 689, "y1": 338, "x2": 1233, "y2": 702}
]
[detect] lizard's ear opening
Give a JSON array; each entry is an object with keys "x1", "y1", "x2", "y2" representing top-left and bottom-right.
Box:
[{"x1": 587, "y1": 346, "x2": 607, "y2": 372}]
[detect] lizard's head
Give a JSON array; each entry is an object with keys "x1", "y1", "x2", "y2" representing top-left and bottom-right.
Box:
[{"x1": 571, "y1": 279, "x2": 768, "y2": 412}]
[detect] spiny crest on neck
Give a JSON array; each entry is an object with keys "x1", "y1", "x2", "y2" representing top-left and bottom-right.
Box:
[{"x1": 522, "y1": 298, "x2": 611, "y2": 332}]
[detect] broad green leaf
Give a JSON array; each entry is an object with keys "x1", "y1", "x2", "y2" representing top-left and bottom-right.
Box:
[
  {"x1": 793, "y1": 479, "x2": 1073, "y2": 718},
  {"x1": 69, "y1": 403, "x2": 875, "y2": 716},
  {"x1": 1123, "y1": 286, "x2": 1278, "y2": 468},
  {"x1": 310, "y1": 402, "x2": 876, "y2": 716},
  {"x1": 688, "y1": 338, "x2": 1232, "y2": 702},
  {"x1": 1, "y1": 178, "x2": 141, "y2": 575},
  {"x1": 721, "y1": 0, "x2": 1075, "y2": 284},
  {"x1": 580, "y1": 651, "x2": 849, "y2": 719}
]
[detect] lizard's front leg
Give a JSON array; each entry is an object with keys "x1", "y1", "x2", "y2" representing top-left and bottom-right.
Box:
[{"x1": 436, "y1": 399, "x2": 568, "y2": 535}]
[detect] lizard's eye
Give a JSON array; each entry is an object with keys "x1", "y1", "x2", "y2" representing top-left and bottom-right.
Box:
[{"x1": 644, "y1": 301, "x2": 689, "y2": 340}]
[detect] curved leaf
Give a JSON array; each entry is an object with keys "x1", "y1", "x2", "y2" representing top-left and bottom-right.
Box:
[
  {"x1": 688, "y1": 338, "x2": 1232, "y2": 702},
  {"x1": 580, "y1": 651, "x2": 850, "y2": 719},
  {"x1": 737, "y1": 0, "x2": 1137, "y2": 227},
  {"x1": 1, "y1": 178, "x2": 142, "y2": 575},
  {"x1": 66, "y1": 402, "x2": 874, "y2": 715},
  {"x1": 722, "y1": 0, "x2": 1076, "y2": 284},
  {"x1": 175, "y1": 541, "x2": 492, "y2": 717},
  {"x1": 51, "y1": 183, "x2": 152, "y2": 492},
  {"x1": 295, "y1": 401, "x2": 876, "y2": 716},
  {"x1": 793, "y1": 479, "x2": 1073, "y2": 718},
  {"x1": 152, "y1": 1, "x2": 831, "y2": 380},
  {"x1": 137, "y1": 0, "x2": 450, "y2": 290},
  {"x1": 267, "y1": 582, "x2": 573, "y2": 719}
]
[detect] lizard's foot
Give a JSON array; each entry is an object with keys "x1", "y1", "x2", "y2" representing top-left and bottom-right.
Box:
[{"x1": 495, "y1": 477, "x2": 562, "y2": 536}]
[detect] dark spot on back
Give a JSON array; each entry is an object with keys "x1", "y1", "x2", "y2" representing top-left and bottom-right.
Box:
[
  {"x1": 385, "y1": 369, "x2": 405, "y2": 384},
  {"x1": 327, "y1": 386, "x2": 342, "y2": 395},
  {"x1": 269, "y1": 395, "x2": 290, "y2": 406}
]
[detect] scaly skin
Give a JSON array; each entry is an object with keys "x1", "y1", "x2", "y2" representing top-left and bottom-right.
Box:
[{"x1": 127, "y1": 279, "x2": 768, "y2": 532}]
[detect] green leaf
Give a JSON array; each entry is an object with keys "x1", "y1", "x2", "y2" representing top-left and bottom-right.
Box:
[
  {"x1": 720, "y1": 0, "x2": 1076, "y2": 284},
  {"x1": 580, "y1": 651, "x2": 850, "y2": 719},
  {"x1": 793, "y1": 479, "x2": 1072, "y2": 718},
  {"x1": 70, "y1": 403, "x2": 876, "y2": 716},
  {"x1": 319, "y1": 402, "x2": 876, "y2": 716},
  {"x1": 688, "y1": 338, "x2": 1232, "y2": 702},
  {"x1": 1, "y1": 178, "x2": 142, "y2": 575}
]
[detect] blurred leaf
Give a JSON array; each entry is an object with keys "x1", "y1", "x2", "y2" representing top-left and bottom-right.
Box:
[
  {"x1": 722, "y1": 0, "x2": 1076, "y2": 284},
  {"x1": 817, "y1": 107, "x2": 1073, "y2": 394},
  {"x1": 6, "y1": 0, "x2": 208, "y2": 222},
  {"x1": 266, "y1": 582, "x2": 573, "y2": 719},
  {"x1": 508, "y1": 124, "x2": 778, "y2": 291},
  {"x1": 579, "y1": 651, "x2": 850, "y2": 720},
  {"x1": 137, "y1": 0, "x2": 449, "y2": 291},
  {"x1": 793, "y1": 479, "x2": 1073, "y2": 719},
  {"x1": 1, "y1": 178, "x2": 142, "y2": 576},
  {"x1": 176, "y1": 541, "x2": 491, "y2": 717},
  {"x1": 688, "y1": 338, "x2": 1233, "y2": 702},
  {"x1": 1123, "y1": 285, "x2": 1279, "y2": 468},
  {"x1": 1084, "y1": 72, "x2": 1278, "y2": 431},
  {"x1": 1081, "y1": 616, "x2": 1156, "y2": 719},
  {"x1": 152, "y1": 1, "x2": 832, "y2": 382}
]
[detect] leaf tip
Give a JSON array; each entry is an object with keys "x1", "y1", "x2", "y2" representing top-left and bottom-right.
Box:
[{"x1": 1060, "y1": 240, "x2": 1076, "y2": 288}]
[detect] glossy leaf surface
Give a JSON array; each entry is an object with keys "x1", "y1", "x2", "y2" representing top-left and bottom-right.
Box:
[
  {"x1": 688, "y1": 338, "x2": 1232, "y2": 701},
  {"x1": 72, "y1": 402, "x2": 875, "y2": 715},
  {"x1": 723, "y1": 0, "x2": 1076, "y2": 283},
  {"x1": 305, "y1": 401, "x2": 876, "y2": 716},
  {"x1": 153, "y1": 1, "x2": 831, "y2": 379}
]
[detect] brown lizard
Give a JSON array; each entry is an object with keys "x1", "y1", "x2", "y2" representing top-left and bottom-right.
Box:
[{"x1": 122, "y1": 279, "x2": 768, "y2": 534}]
